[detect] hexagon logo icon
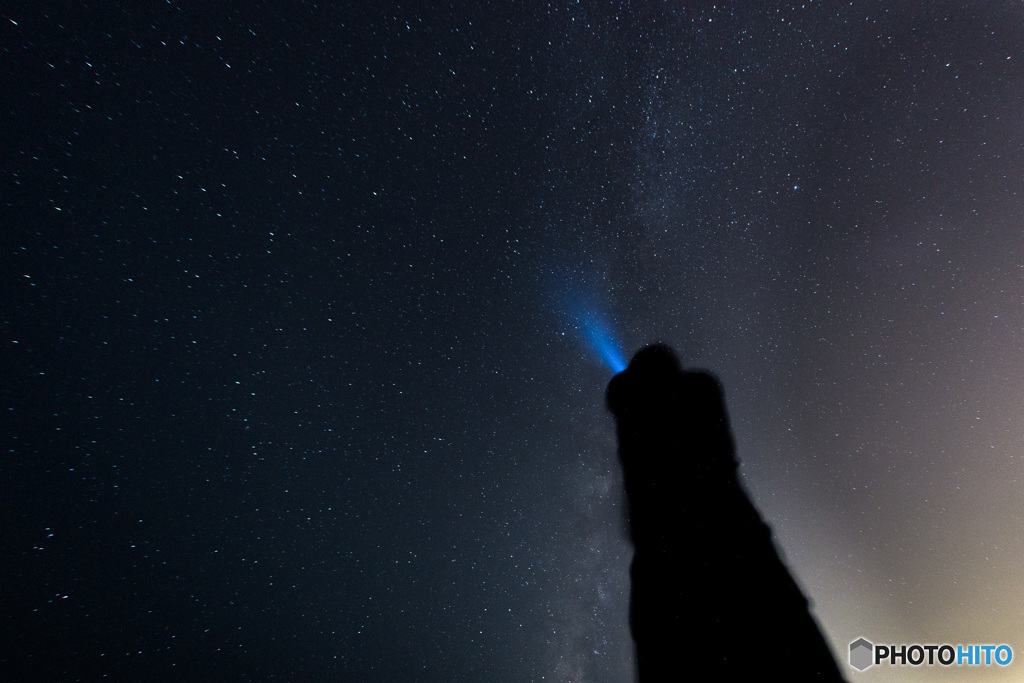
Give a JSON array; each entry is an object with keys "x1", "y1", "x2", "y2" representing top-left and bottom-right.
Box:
[{"x1": 850, "y1": 637, "x2": 874, "y2": 671}]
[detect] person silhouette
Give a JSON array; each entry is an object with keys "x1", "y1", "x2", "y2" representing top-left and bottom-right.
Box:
[{"x1": 606, "y1": 344, "x2": 844, "y2": 681}]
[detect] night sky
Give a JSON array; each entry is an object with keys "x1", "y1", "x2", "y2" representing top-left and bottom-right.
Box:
[{"x1": 3, "y1": 2, "x2": 1024, "y2": 681}]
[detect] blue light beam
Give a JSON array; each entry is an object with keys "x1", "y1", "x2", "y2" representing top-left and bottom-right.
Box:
[{"x1": 582, "y1": 316, "x2": 627, "y2": 374}]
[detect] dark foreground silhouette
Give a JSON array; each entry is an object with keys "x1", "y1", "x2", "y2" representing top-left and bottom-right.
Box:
[{"x1": 607, "y1": 345, "x2": 844, "y2": 681}]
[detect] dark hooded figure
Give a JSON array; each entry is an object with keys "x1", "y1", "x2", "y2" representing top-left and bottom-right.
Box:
[{"x1": 606, "y1": 344, "x2": 844, "y2": 681}]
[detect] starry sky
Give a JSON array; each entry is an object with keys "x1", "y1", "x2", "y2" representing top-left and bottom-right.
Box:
[{"x1": 3, "y1": 2, "x2": 1024, "y2": 681}]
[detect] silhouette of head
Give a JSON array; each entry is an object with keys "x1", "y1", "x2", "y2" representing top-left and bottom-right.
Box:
[{"x1": 606, "y1": 343, "x2": 682, "y2": 419}]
